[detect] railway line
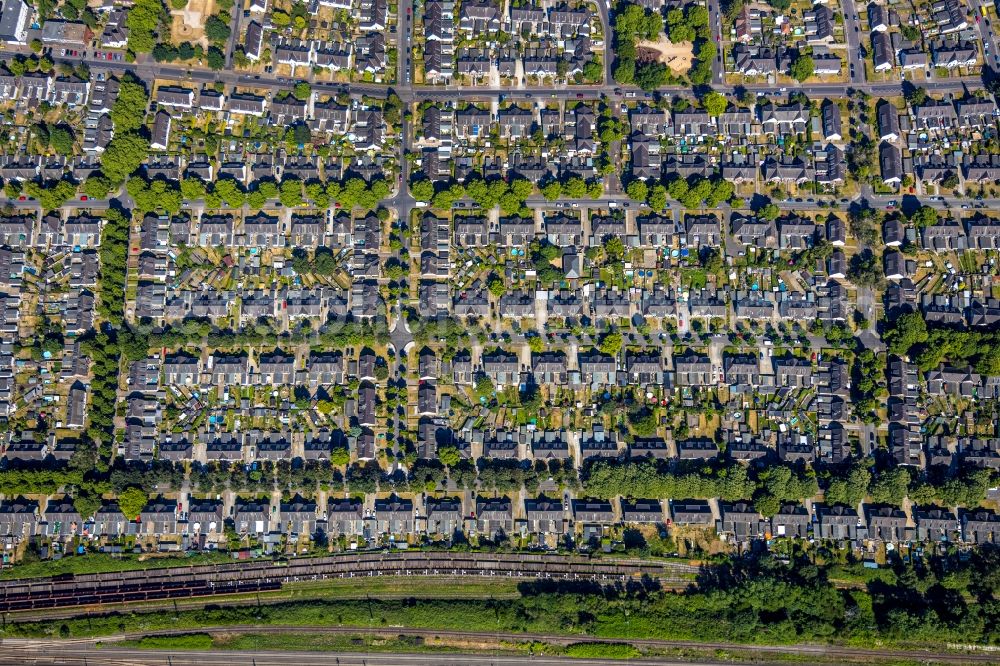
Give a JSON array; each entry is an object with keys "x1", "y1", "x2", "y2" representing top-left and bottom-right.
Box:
[
  {"x1": 4, "y1": 625, "x2": 1000, "y2": 665},
  {"x1": 0, "y1": 552, "x2": 698, "y2": 613}
]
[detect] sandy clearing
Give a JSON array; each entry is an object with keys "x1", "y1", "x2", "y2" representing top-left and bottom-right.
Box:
[{"x1": 637, "y1": 35, "x2": 695, "y2": 73}]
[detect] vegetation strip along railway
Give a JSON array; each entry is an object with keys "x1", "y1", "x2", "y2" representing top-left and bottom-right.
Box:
[
  {"x1": 0, "y1": 552, "x2": 696, "y2": 612},
  {"x1": 4, "y1": 626, "x2": 1000, "y2": 665}
]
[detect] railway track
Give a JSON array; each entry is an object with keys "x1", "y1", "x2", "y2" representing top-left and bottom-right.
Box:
[
  {"x1": 0, "y1": 552, "x2": 698, "y2": 613},
  {"x1": 4, "y1": 625, "x2": 1000, "y2": 665}
]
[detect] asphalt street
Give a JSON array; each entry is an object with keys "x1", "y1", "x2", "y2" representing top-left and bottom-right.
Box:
[
  {"x1": 33, "y1": 42, "x2": 983, "y2": 106},
  {"x1": 706, "y1": 0, "x2": 724, "y2": 85},
  {"x1": 973, "y1": 0, "x2": 1000, "y2": 70},
  {"x1": 841, "y1": 0, "x2": 867, "y2": 85}
]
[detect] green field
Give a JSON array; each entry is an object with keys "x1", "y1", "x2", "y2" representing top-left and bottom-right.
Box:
[
  {"x1": 114, "y1": 633, "x2": 216, "y2": 650},
  {"x1": 113, "y1": 631, "x2": 529, "y2": 656},
  {"x1": 563, "y1": 642, "x2": 641, "y2": 659}
]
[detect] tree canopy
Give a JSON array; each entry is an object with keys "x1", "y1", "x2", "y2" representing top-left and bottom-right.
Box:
[
  {"x1": 118, "y1": 487, "x2": 148, "y2": 520},
  {"x1": 126, "y1": 0, "x2": 166, "y2": 53},
  {"x1": 101, "y1": 133, "x2": 151, "y2": 183},
  {"x1": 110, "y1": 76, "x2": 149, "y2": 133},
  {"x1": 790, "y1": 54, "x2": 815, "y2": 82},
  {"x1": 702, "y1": 91, "x2": 728, "y2": 116}
]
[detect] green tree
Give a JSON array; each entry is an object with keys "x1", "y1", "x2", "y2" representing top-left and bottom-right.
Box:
[
  {"x1": 305, "y1": 181, "x2": 329, "y2": 208},
  {"x1": 689, "y1": 41, "x2": 716, "y2": 85},
  {"x1": 541, "y1": 180, "x2": 562, "y2": 201},
  {"x1": 383, "y1": 258, "x2": 407, "y2": 280},
  {"x1": 700, "y1": 247, "x2": 723, "y2": 272},
  {"x1": 667, "y1": 177, "x2": 689, "y2": 200},
  {"x1": 438, "y1": 446, "x2": 461, "y2": 467},
  {"x1": 628, "y1": 408, "x2": 658, "y2": 437},
  {"x1": 598, "y1": 331, "x2": 622, "y2": 356},
  {"x1": 911, "y1": 205, "x2": 938, "y2": 228},
  {"x1": 790, "y1": 54, "x2": 815, "y2": 82},
  {"x1": 47, "y1": 125, "x2": 75, "y2": 155},
  {"x1": 499, "y1": 191, "x2": 525, "y2": 215},
  {"x1": 83, "y1": 174, "x2": 113, "y2": 199},
  {"x1": 634, "y1": 62, "x2": 669, "y2": 91},
  {"x1": 288, "y1": 123, "x2": 311, "y2": 145},
  {"x1": 7, "y1": 57, "x2": 26, "y2": 76},
  {"x1": 204, "y1": 14, "x2": 232, "y2": 43},
  {"x1": 488, "y1": 275, "x2": 506, "y2": 297},
  {"x1": 110, "y1": 76, "x2": 149, "y2": 133},
  {"x1": 126, "y1": 0, "x2": 165, "y2": 53},
  {"x1": 848, "y1": 250, "x2": 884, "y2": 288},
  {"x1": 293, "y1": 81, "x2": 311, "y2": 101},
  {"x1": 279, "y1": 179, "x2": 303, "y2": 207},
  {"x1": 669, "y1": 23, "x2": 695, "y2": 42},
  {"x1": 626, "y1": 179, "x2": 648, "y2": 201},
  {"x1": 101, "y1": 133, "x2": 150, "y2": 182},
  {"x1": 885, "y1": 311, "x2": 928, "y2": 356},
  {"x1": 905, "y1": 85, "x2": 928, "y2": 107},
  {"x1": 825, "y1": 460, "x2": 872, "y2": 507},
  {"x1": 755, "y1": 493, "x2": 781, "y2": 518},
  {"x1": 410, "y1": 178, "x2": 434, "y2": 202},
  {"x1": 118, "y1": 487, "x2": 148, "y2": 520},
  {"x1": 605, "y1": 236, "x2": 625, "y2": 260},
  {"x1": 648, "y1": 184, "x2": 667, "y2": 211},
  {"x1": 686, "y1": 5, "x2": 708, "y2": 28},
  {"x1": 868, "y1": 467, "x2": 910, "y2": 506},
  {"x1": 214, "y1": 178, "x2": 244, "y2": 206},
  {"x1": 613, "y1": 58, "x2": 635, "y2": 85},
  {"x1": 475, "y1": 374, "x2": 494, "y2": 398},
  {"x1": 702, "y1": 91, "x2": 728, "y2": 116},
  {"x1": 181, "y1": 177, "x2": 207, "y2": 200},
  {"x1": 330, "y1": 447, "x2": 350, "y2": 466},
  {"x1": 258, "y1": 180, "x2": 279, "y2": 200},
  {"x1": 563, "y1": 176, "x2": 586, "y2": 199},
  {"x1": 206, "y1": 47, "x2": 225, "y2": 70},
  {"x1": 510, "y1": 178, "x2": 533, "y2": 200},
  {"x1": 246, "y1": 189, "x2": 267, "y2": 208},
  {"x1": 152, "y1": 43, "x2": 178, "y2": 61},
  {"x1": 707, "y1": 179, "x2": 734, "y2": 207},
  {"x1": 758, "y1": 203, "x2": 780, "y2": 221},
  {"x1": 24, "y1": 178, "x2": 76, "y2": 211},
  {"x1": 128, "y1": 177, "x2": 182, "y2": 213}
]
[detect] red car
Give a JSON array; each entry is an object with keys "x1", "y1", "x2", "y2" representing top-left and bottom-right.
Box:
[{"x1": 80, "y1": 195, "x2": 88, "y2": 202}]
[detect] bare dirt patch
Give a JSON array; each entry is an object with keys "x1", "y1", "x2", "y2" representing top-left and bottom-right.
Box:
[
  {"x1": 636, "y1": 36, "x2": 694, "y2": 73},
  {"x1": 170, "y1": 0, "x2": 216, "y2": 46}
]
